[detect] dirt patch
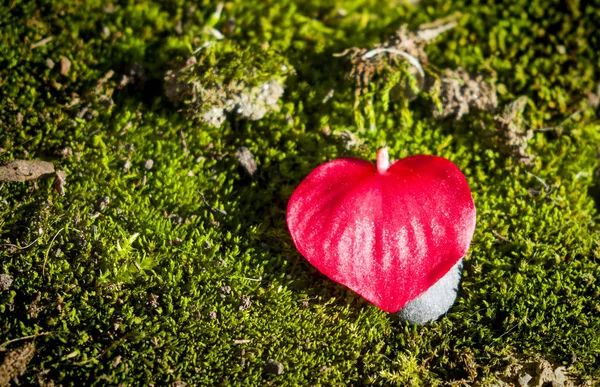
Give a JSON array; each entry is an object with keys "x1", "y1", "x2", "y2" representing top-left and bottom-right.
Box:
[{"x1": 493, "y1": 355, "x2": 588, "y2": 387}]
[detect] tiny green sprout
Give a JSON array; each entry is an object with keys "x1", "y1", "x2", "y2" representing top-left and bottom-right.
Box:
[{"x1": 116, "y1": 232, "x2": 140, "y2": 253}]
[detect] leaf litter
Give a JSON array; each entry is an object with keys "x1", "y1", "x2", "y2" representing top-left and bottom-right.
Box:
[
  {"x1": 0, "y1": 160, "x2": 55, "y2": 182},
  {"x1": 337, "y1": 15, "x2": 459, "y2": 106},
  {"x1": 0, "y1": 342, "x2": 35, "y2": 387},
  {"x1": 430, "y1": 67, "x2": 498, "y2": 120}
]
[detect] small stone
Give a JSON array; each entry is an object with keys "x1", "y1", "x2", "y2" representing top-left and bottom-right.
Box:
[
  {"x1": 101, "y1": 26, "x2": 111, "y2": 38},
  {"x1": 144, "y1": 159, "x2": 154, "y2": 170},
  {"x1": 518, "y1": 372, "x2": 532, "y2": 387},
  {"x1": 148, "y1": 294, "x2": 159, "y2": 309},
  {"x1": 0, "y1": 274, "x2": 13, "y2": 291},
  {"x1": 172, "y1": 380, "x2": 187, "y2": 387},
  {"x1": 235, "y1": 147, "x2": 257, "y2": 176},
  {"x1": 123, "y1": 158, "x2": 131, "y2": 173},
  {"x1": 111, "y1": 355, "x2": 122, "y2": 368},
  {"x1": 201, "y1": 107, "x2": 226, "y2": 128},
  {"x1": 239, "y1": 295, "x2": 252, "y2": 311},
  {"x1": 219, "y1": 285, "x2": 231, "y2": 298},
  {"x1": 265, "y1": 359, "x2": 284, "y2": 375},
  {"x1": 97, "y1": 196, "x2": 110, "y2": 211},
  {"x1": 336, "y1": 8, "x2": 348, "y2": 17},
  {"x1": 59, "y1": 56, "x2": 71, "y2": 75},
  {"x1": 397, "y1": 258, "x2": 463, "y2": 324},
  {"x1": 46, "y1": 58, "x2": 55, "y2": 69},
  {"x1": 185, "y1": 56, "x2": 197, "y2": 67},
  {"x1": 57, "y1": 147, "x2": 73, "y2": 159}
]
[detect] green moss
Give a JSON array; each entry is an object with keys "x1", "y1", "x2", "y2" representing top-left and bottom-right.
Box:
[{"x1": 1, "y1": 0, "x2": 600, "y2": 385}]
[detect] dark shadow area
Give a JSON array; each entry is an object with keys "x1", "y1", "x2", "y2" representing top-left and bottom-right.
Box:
[{"x1": 588, "y1": 167, "x2": 600, "y2": 212}]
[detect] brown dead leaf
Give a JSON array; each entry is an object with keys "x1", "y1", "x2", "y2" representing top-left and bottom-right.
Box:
[
  {"x1": 0, "y1": 342, "x2": 35, "y2": 387},
  {"x1": 54, "y1": 170, "x2": 67, "y2": 196},
  {"x1": 0, "y1": 160, "x2": 55, "y2": 182}
]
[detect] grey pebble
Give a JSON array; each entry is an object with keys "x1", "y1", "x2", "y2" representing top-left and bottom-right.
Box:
[{"x1": 265, "y1": 359, "x2": 284, "y2": 375}]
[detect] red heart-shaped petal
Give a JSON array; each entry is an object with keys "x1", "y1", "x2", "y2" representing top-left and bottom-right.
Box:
[{"x1": 287, "y1": 149, "x2": 476, "y2": 313}]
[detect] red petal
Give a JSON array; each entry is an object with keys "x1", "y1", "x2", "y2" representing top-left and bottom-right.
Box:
[{"x1": 287, "y1": 154, "x2": 476, "y2": 313}]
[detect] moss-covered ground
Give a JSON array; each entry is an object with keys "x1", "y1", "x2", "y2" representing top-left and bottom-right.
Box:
[{"x1": 1, "y1": 0, "x2": 600, "y2": 385}]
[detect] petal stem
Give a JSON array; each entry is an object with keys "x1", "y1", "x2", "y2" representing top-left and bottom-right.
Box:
[{"x1": 376, "y1": 147, "x2": 390, "y2": 174}]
